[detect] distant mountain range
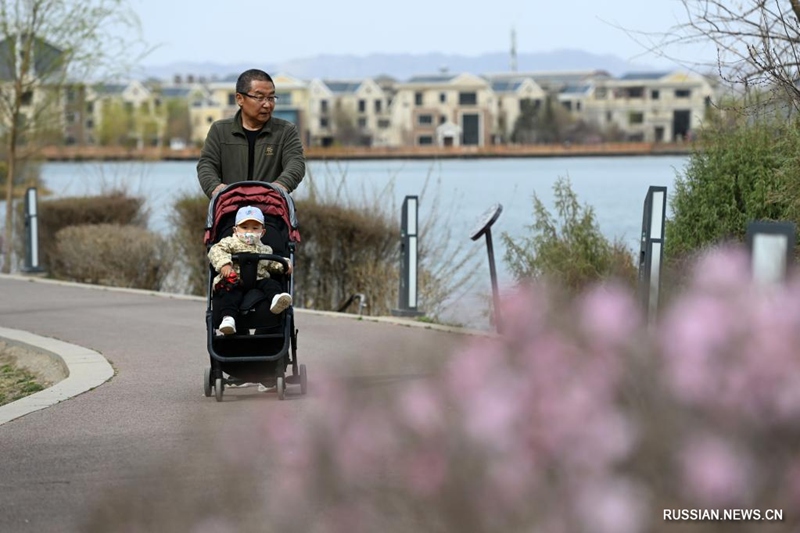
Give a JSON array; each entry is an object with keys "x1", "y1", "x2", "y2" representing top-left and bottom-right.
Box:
[{"x1": 140, "y1": 49, "x2": 663, "y2": 82}]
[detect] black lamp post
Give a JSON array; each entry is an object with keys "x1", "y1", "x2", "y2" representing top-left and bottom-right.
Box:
[{"x1": 470, "y1": 203, "x2": 503, "y2": 333}]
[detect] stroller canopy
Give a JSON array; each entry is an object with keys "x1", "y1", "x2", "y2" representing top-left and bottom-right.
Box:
[{"x1": 205, "y1": 182, "x2": 301, "y2": 245}]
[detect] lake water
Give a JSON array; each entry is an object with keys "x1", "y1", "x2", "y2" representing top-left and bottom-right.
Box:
[
  {"x1": 31, "y1": 155, "x2": 689, "y2": 285},
  {"x1": 1, "y1": 155, "x2": 690, "y2": 327}
]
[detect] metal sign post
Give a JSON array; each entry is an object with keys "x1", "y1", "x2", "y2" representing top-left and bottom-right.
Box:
[
  {"x1": 746, "y1": 221, "x2": 795, "y2": 285},
  {"x1": 24, "y1": 187, "x2": 44, "y2": 273},
  {"x1": 392, "y1": 195, "x2": 423, "y2": 317},
  {"x1": 638, "y1": 186, "x2": 666, "y2": 325},
  {"x1": 470, "y1": 203, "x2": 503, "y2": 334}
]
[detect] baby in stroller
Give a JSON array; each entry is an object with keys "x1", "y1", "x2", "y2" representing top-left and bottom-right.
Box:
[
  {"x1": 208, "y1": 205, "x2": 292, "y2": 335},
  {"x1": 203, "y1": 182, "x2": 306, "y2": 401}
]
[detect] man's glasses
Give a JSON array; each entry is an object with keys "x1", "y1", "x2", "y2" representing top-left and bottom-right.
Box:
[{"x1": 239, "y1": 92, "x2": 278, "y2": 104}]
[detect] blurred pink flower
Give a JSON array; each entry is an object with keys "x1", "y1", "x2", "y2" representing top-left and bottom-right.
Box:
[
  {"x1": 398, "y1": 381, "x2": 445, "y2": 437},
  {"x1": 576, "y1": 478, "x2": 647, "y2": 533},
  {"x1": 498, "y1": 283, "x2": 551, "y2": 339},
  {"x1": 691, "y1": 246, "x2": 752, "y2": 292},
  {"x1": 578, "y1": 284, "x2": 641, "y2": 349},
  {"x1": 403, "y1": 445, "x2": 447, "y2": 496},
  {"x1": 680, "y1": 432, "x2": 752, "y2": 505}
]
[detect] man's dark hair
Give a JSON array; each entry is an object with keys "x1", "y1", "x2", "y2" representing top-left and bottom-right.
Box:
[{"x1": 236, "y1": 69, "x2": 274, "y2": 94}]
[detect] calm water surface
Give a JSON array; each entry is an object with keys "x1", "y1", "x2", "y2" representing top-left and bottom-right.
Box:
[{"x1": 35, "y1": 155, "x2": 689, "y2": 286}]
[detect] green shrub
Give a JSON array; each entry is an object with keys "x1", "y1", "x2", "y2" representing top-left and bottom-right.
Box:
[
  {"x1": 502, "y1": 177, "x2": 637, "y2": 292},
  {"x1": 293, "y1": 199, "x2": 400, "y2": 314},
  {"x1": 51, "y1": 224, "x2": 172, "y2": 290},
  {"x1": 666, "y1": 117, "x2": 800, "y2": 260},
  {"x1": 168, "y1": 192, "x2": 209, "y2": 296},
  {"x1": 16, "y1": 191, "x2": 147, "y2": 273}
]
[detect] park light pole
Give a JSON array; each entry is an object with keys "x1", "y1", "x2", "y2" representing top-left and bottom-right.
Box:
[
  {"x1": 746, "y1": 221, "x2": 795, "y2": 285},
  {"x1": 470, "y1": 203, "x2": 503, "y2": 334}
]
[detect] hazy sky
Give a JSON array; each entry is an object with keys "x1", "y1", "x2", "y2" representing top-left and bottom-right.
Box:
[{"x1": 131, "y1": 0, "x2": 713, "y2": 68}]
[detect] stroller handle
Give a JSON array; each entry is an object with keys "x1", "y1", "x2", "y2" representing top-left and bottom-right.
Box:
[{"x1": 230, "y1": 252, "x2": 290, "y2": 270}]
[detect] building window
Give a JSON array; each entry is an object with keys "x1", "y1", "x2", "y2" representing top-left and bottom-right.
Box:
[
  {"x1": 418, "y1": 114, "x2": 433, "y2": 125},
  {"x1": 440, "y1": 92, "x2": 446, "y2": 103},
  {"x1": 577, "y1": 101, "x2": 582, "y2": 111},
  {"x1": 440, "y1": 115, "x2": 446, "y2": 124},
  {"x1": 627, "y1": 87, "x2": 644, "y2": 98},
  {"x1": 321, "y1": 100, "x2": 328, "y2": 113},
  {"x1": 67, "y1": 89, "x2": 77, "y2": 103},
  {"x1": 374, "y1": 99, "x2": 382, "y2": 113},
  {"x1": 519, "y1": 98, "x2": 541, "y2": 113},
  {"x1": 378, "y1": 119, "x2": 390, "y2": 129},
  {"x1": 207, "y1": 116, "x2": 214, "y2": 123},
  {"x1": 320, "y1": 117, "x2": 329, "y2": 128},
  {"x1": 562, "y1": 101, "x2": 573, "y2": 111},
  {"x1": 675, "y1": 89, "x2": 691, "y2": 98},
  {"x1": 415, "y1": 92, "x2": 423, "y2": 106},
  {"x1": 651, "y1": 90, "x2": 660, "y2": 100},
  {"x1": 228, "y1": 93, "x2": 236, "y2": 106},
  {"x1": 418, "y1": 135, "x2": 433, "y2": 145},
  {"x1": 629, "y1": 111, "x2": 644, "y2": 125},
  {"x1": 357, "y1": 117, "x2": 367, "y2": 128},
  {"x1": 86, "y1": 102, "x2": 94, "y2": 113},
  {"x1": 277, "y1": 92, "x2": 290, "y2": 105},
  {"x1": 606, "y1": 111, "x2": 613, "y2": 122},
  {"x1": 85, "y1": 119, "x2": 94, "y2": 129},
  {"x1": 21, "y1": 91, "x2": 33, "y2": 106},
  {"x1": 358, "y1": 99, "x2": 366, "y2": 113},
  {"x1": 459, "y1": 92, "x2": 477, "y2": 105}
]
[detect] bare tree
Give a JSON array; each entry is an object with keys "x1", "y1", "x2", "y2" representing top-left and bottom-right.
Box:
[
  {"x1": 636, "y1": 1, "x2": 800, "y2": 109},
  {"x1": 0, "y1": 0, "x2": 147, "y2": 273}
]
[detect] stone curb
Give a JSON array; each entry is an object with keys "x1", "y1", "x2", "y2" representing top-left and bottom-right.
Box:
[{"x1": 0, "y1": 326, "x2": 114, "y2": 426}]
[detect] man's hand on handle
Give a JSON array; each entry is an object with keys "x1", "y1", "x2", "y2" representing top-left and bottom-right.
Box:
[{"x1": 211, "y1": 182, "x2": 287, "y2": 198}]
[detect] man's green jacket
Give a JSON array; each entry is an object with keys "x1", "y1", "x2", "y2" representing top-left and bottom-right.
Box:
[{"x1": 197, "y1": 109, "x2": 306, "y2": 198}]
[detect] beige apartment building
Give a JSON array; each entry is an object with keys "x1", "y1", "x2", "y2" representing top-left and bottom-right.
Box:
[
  {"x1": 581, "y1": 71, "x2": 718, "y2": 142},
  {"x1": 306, "y1": 77, "x2": 391, "y2": 147},
  {"x1": 386, "y1": 72, "x2": 499, "y2": 147},
  {"x1": 1, "y1": 43, "x2": 723, "y2": 151}
]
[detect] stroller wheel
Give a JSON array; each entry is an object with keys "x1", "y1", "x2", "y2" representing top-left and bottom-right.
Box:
[
  {"x1": 276, "y1": 376, "x2": 285, "y2": 400},
  {"x1": 204, "y1": 367, "x2": 212, "y2": 397},
  {"x1": 215, "y1": 378, "x2": 224, "y2": 402},
  {"x1": 299, "y1": 364, "x2": 308, "y2": 395}
]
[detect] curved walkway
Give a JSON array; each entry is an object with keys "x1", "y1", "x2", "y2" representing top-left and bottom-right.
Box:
[{"x1": 0, "y1": 273, "x2": 476, "y2": 532}]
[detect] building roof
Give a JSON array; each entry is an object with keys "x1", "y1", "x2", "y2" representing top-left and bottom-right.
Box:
[
  {"x1": 323, "y1": 80, "x2": 363, "y2": 94},
  {"x1": 406, "y1": 74, "x2": 458, "y2": 84},
  {"x1": 561, "y1": 84, "x2": 592, "y2": 95},
  {"x1": 490, "y1": 79, "x2": 525, "y2": 92},
  {"x1": 95, "y1": 83, "x2": 128, "y2": 95},
  {"x1": 161, "y1": 86, "x2": 192, "y2": 98},
  {"x1": 618, "y1": 71, "x2": 672, "y2": 81}
]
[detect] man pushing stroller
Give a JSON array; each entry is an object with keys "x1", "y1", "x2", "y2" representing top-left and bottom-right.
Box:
[{"x1": 208, "y1": 205, "x2": 293, "y2": 335}]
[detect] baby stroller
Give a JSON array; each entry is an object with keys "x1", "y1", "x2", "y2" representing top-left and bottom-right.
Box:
[{"x1": 202, "y1": 181, "x2": 306, "y2": 402}]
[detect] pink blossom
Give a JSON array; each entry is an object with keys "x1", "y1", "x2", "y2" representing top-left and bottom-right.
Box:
[
  {"x1": 576, "y1": 478, "x2": 647, "y2": 533},
  {"x1": 679, "y1": 432, "x2": 752, "y2": 506},
  {"x1": 690, "y1": 246, "x2": 752, "y2": 291},
  {"x1": 578, "y1": 283, "x2": 641, "y2": 349},
  {"x1": 398, "y1": 381, "x2": 445, "y2": 437}
]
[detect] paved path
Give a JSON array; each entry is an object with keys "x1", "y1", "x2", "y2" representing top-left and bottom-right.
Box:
[{"x1": 0, "y1": 275, "x2": 473, "y2": 532}]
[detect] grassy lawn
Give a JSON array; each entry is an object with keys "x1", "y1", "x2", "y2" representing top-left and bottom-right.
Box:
[{"x1": 0, "y1": 361, "x2": 45, "y2": 406}]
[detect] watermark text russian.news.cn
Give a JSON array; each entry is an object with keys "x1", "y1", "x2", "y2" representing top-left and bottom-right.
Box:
[{"x1": 664, "y1": 509, "x2": 783, "y2": 522}]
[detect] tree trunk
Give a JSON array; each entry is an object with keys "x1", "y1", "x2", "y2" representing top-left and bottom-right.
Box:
[
  {"x1": 792, "y1": 0, "x2": 800, "y2": 22},
  {"x1": 2, "y1": 136, "x2": 15, "y2": 274}
]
